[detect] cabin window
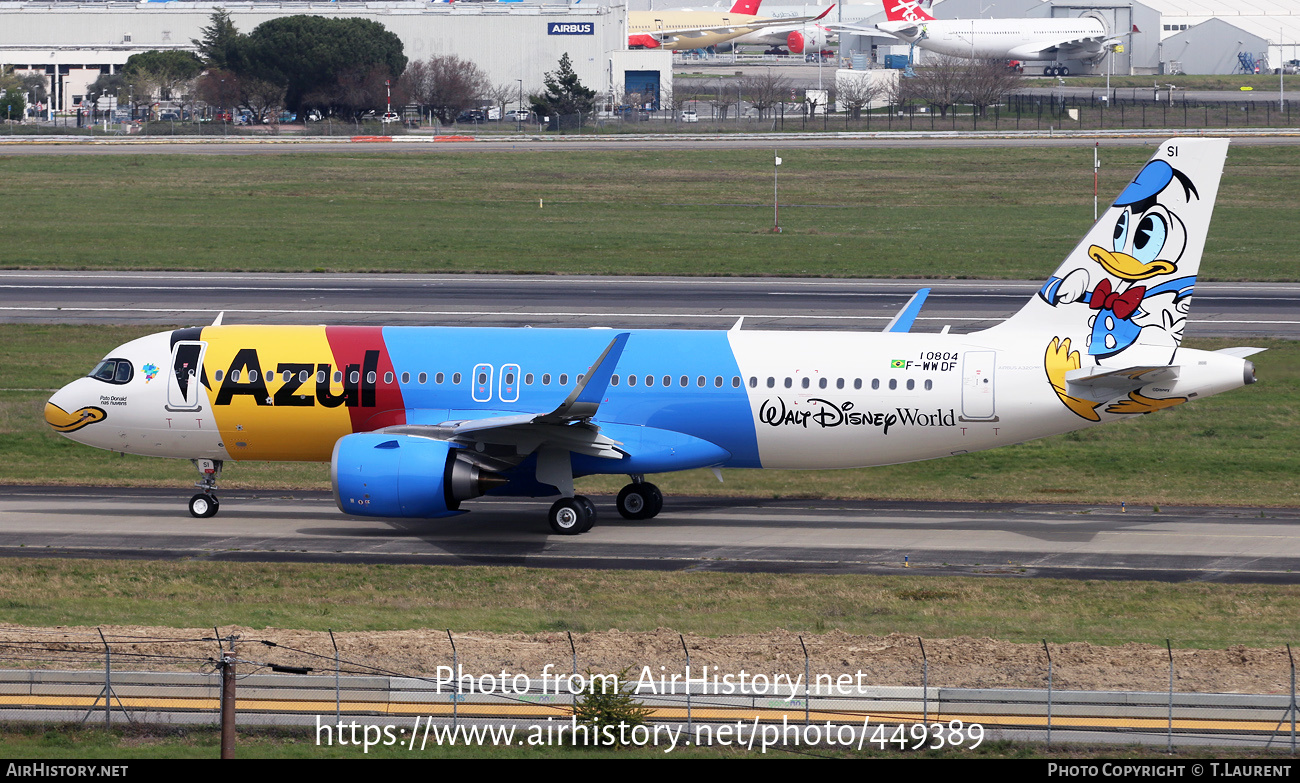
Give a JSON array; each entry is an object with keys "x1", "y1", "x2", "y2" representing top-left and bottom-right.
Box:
[
  {"x1": 888, "y1": 379, "x2": 897, "y2": 390},
  {"x1": 854, "y1": 379, "x2": 862, "y2": 390},
  {"x1": 871, "y1": 378, "x2": 879, "y2": 390},
  {"x1": 350, "y1": 371, "x2": 360, "y2": 384},
  {"x1": 627, "y1": 375, "x2": 636, "y2": 387},
  {"x1": 230, "y1": 369, "x2": 241, "y2": 382},
  {"x1": 645, "y1": 375, "x2": 654, "y2": 387},
  {"x1": 505, "y1": 371, "x2": 515, "y2": 386},
  {"x1": 750, "y1": 377, "x2": 758, "y2": 388},
  {"x1": 542, "y1": 373, "x2": 551, "y2": 385},
  {"x1": 906, "y1": 379, "x2": 915, "y2": 391},
  {"x1": 663, "y1": 376, "x2": 672, "y2": 387},
  {"x1": 525, "y1": 373, "x2": 534, "y2": 385},
  {"x1": 611, "y1": 375, "x2": 620, "y2": 386},
  {"x1": 697, "y1": 376, "x2": 706, "y2": 388},
  {"x1": 477, "y1": 371, "x2": 488, "y2": 385},
  {"x1": 818, "y1": 378, "x2": 827, "y2": 389},
  {"x1": 924, "y1": 379, "x2": 933, "y2": 391},
  {"x1": 453, "y1": 372, "x2": 462, "y2": 384},
  {"x1": 333, "y1": 371, "x2": 342, "y2": 383},
  {"x1": 732, "y1": 376, "x2": 741, "y2": 388},
  {"x1": 249, "y1": 370, "x2": 259, "y2": 382},
  {"x1": 680, "y1": 376, "x2": 689, "y2": 387},
  {"x1": 214, "y1": 369, "x2": 224, "y2": 382},
  {"x1": 801, "y1": 377, "x2": 810, "y2": 389},
  {"x1": 300, "y1": 370, "x2": 310, "y2": 383},
  {"x1": 401, "y1": 372, "x2": 410, "y2": 384},
  {"x1": 714, "y1": 376, "x2": 723, "y2": 388},
  {"x1": 384, "y1": 372, "x2": 393, "y2": 384},
  {"x1": 559, "y1": 374, "x2": 568, "y2": 385},
  {"x1": 784, "y1": 377, "x2": 792, "y2": 388},
  {"x1": 836, "y1": 378, "x2": 844, "y2": 390},
  {"x1": 767, "y1": 377, "x2": 775, "y2": 388},
  {"x1": 577, "y1": 374, "x2": 585, "y2": 384}
]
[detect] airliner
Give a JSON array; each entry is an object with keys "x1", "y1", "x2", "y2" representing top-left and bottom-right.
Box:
[
  {"x1": 45, "y1": 139, "x2": 1259, "y2": 535},
  {"x1": 628, "y1": 0, "x2": 834, "y2": 50},
  {"x1": 870, "y1": 0, "x2": 1119, "y2": 76}
]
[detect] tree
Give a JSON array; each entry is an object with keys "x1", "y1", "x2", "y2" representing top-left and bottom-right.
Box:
[
  {"x1": 485, "y1": 80, "x2": 520, "y2": 122},
  {"x1": 194, "y1": 69, "x2": 241, "y2": 115},
  {"x1": 1, "y1": 87, "x2": 25, "y2": 122},
  {"x1": 909, "y1": 54, "x2": 966, "y2": 117},
  {"x1": 404, "y1": 55, "x2": 487, "y2": 126},
  {"x1": 835, "y1": 71, "x2": 886, "y2": 120},
  {"x1": 123, "y1": 50, "x2": 204, "y2": 101},
  {"x1": 530, "y1": 53, "x2": 595, "y2": 128},
  {"x1": 572, "y1": 669, "x2": 651, "y2": 745},
  {"x1": 192, "y1": 8, "x2": 245, "y2": 72},
  {"x1": 241, "y1": 16, "x2": 406, "y2": 113},
  {"x1": 963, "y1": 57, "x2": 1024, "y2": 116},
  {"x1": 707, "y1": 78, "x2": 738, "y2": 120},
  {"x1": 739, "y1": 70, "x2": 789, "y2": 119}
]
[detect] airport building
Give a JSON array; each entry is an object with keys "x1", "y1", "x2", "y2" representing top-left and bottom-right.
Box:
[{"x1": 0, "y1": 1, "x2": 672, "y2": 114}]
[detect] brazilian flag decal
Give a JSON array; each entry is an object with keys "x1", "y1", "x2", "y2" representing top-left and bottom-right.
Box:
[{"x1": 890, "y1": 360, "x2": 907, "y2": 369}]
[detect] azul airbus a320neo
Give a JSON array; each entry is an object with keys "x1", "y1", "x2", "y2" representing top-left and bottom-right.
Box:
[{"x1": 45, "y1": 139, "x2": 1260, "y2": 534}]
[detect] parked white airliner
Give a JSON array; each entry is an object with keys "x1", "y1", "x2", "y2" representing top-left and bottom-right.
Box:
[
  {"x1": 45, "y1": 139, "x2": 1258, "y2": 535},
  {"x1": 870, "y1": 0, "x2": 1119, "y2": 75}
]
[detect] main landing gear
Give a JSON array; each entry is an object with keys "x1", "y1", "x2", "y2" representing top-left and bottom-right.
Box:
[
  {"x1": 1043, "y1": 64, "x2": 1070, "y2": 76},
  {"x1": 188, "y1": 458, "x2": 222, "y2": 518},
  {"x1": 547, "y1": 477, "x2": 664, "y2": 535}
]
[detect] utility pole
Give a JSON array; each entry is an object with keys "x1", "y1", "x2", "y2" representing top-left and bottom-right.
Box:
[{"x1": 772, "y1": 150, "x2": 783, "y2": 233}]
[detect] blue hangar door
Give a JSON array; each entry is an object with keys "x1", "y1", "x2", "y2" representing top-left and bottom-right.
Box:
[{"x1": 625, "y1": 71, "x2": 661, "y2": 110}]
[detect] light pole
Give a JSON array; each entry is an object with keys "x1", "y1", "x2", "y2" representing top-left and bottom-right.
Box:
[{"x1": 516, "y1": 78, "x2": 523, "y2": 131}]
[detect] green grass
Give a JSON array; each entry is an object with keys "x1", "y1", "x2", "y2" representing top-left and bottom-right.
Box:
[
  {"x1": 0, "y1": 559, "x2": 1296, "y2": 647},
  {"x1": 0, "y1": 145, "x2": 1298, "y2": 280},
  {"x1": 4, "y1": 326, "x2": 1295, "y2": 506}
]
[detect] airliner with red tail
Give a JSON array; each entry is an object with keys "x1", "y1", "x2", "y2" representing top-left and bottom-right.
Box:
[{"x1": 628, "y1": 0, "x2": 834, "y2": 50}]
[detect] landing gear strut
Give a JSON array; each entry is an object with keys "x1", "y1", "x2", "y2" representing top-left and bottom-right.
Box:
[
  {"x1": 616, "y1": 477, "x2": 663, "y2": 520},
  {"x1": 548, "y1": 495, "x2": 596, "y2": 535},
  {"x1": 189, "y1": 458, "x2": 222, "y2": 518}
]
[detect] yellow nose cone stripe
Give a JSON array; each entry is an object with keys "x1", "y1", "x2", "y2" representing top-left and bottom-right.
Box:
[{"x1": 45, "y1": 402, "x2": 106, "y2": 433}]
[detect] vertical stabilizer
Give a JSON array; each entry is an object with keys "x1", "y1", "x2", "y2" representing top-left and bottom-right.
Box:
[
  {"x1": 983, "y1": 138, "x2": 1229, "y2": 370},
  {"x1": 730, "y1": 0, "x2": 763, "y2": 16},
  {"x1": 882, "y1": 0, "x2": 934, "y2": 23}
]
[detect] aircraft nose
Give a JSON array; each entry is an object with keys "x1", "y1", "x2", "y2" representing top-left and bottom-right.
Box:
[{"x1": 44, "y1": 381, "x2": 106, "y2": 434}]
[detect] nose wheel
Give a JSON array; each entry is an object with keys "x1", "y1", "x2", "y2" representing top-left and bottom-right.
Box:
[
  {"x1": 189, "y1": 493, "x2": 220, "y2": 518},
  {"x1": 188, "y1": 458, "x2": 223, "y2": 518}
]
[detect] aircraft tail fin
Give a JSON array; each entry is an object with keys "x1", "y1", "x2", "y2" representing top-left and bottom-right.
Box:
[
  {"x1": 982, "y1": 138, "x2": 1229, "y2": 368},
  {"x1": 730, "y1": 0, "x2": 763, "y2": 15},
  {"x1": 882, "y1": 0, "x2": 934, "y2": 23}
]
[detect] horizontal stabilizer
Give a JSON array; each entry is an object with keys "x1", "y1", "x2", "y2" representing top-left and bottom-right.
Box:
[
  {"x1": 1214, "y1": 346, "x2": 1267, "y2": 359},
  {"x1": 1065, "y1": 364, "x2": 1178, "y2": 389}
]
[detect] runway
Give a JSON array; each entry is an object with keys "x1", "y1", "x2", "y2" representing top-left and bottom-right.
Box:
[
  {"x1": 2, "y1": 271, "x2": 1296, "y2": 339},
  {"x1": 2, "y1": 486, "x2": 1297, "y2": 582}
]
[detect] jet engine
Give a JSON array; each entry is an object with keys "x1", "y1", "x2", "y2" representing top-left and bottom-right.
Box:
[
  {"x1": 786, "y1": 24, "x2": 827, "y2": 55},
  {"x1": 331, "y1": 433, "x2": 506, "y2": 518}
]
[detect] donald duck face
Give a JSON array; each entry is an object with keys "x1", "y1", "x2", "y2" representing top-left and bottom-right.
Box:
[
  {"x1": 1083, "y1": 159, "x2": 1199, "y2": 359},
  {"x1": 1088, "y1": 160, "x2": 1195, "y2": 283}
]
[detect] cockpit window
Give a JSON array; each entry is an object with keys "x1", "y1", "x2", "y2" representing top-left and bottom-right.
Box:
[{"x1": 89, "y1": 358, "x2": 133, "y2": 385}]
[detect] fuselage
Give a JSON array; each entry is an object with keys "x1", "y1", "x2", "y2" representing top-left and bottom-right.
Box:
[
  {"x1": 878, "y1": 17, "x2": 1107, "y2": 62},
  {"x1": 45, "y1": 323, "x2": 1251, "y2": 476}
]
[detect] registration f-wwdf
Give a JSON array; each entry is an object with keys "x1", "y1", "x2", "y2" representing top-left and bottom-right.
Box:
[{"x1": 316, "y1": 715, "x2": 984, "y2": 753}]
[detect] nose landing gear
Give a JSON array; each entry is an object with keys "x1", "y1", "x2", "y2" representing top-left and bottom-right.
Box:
[{"x1": 189, "y1": 458, "x2": 222, "y2": 518}]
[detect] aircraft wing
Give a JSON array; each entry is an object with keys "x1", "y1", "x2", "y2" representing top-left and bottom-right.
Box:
[
  {"x1": 378, "y1": 332, "x2": 631, "y2": 460},
  {"x1": 1008, "y1": 34, "x2": 1108, "y2": 61},
  {"x1": 650, "y1": 5, "x2": 835, "y2": 44}
]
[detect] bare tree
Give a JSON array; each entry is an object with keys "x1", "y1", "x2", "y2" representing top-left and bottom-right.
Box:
[
  {"x1": 407, "y1": 54, "x2": 488, "y2": 126},
  {"x1": 241, "y1": 77, "x2": 286, "y2": 123},
  {"x1": 909, "y1": 54, "x2": 966, "y2": 117},
  {"x1": 485, "y1": 80, "x2": 520, "y2": 121},
  {"x1": 706, "y1": 79, "x2": 737, "y2": 121},
  {"x1": 963, "y1": 57, "x2": 1024, "y2": 116},
  {"x1": 739, "y1": 70, "x2": 790, "y2": 119},
  {"x1": 836, "y1": 71, "x2": 886, "y2": 120}
]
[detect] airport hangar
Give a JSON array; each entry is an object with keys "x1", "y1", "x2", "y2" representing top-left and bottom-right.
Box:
[{"x1": 0, "y1": 1, "x2": 671, "y2": 117}]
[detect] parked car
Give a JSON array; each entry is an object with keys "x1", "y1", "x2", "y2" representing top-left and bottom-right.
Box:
[
  {"x1": 381, "y1": 111, "x2": 400, "y2": 123},
  {"x1": 505, "y1": 109, "x2": 531, "y2": 122},
  {"x1": 456, "y1": 109, "x2": 487, "y2": 123},
  {"x1": 679, "y1": 110, "x2": 699, "y2": 122}
]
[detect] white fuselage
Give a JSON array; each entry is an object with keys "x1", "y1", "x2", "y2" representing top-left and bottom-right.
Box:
[{"x1": 878, "y1": 17, "x2": 1107, "y2": 63}]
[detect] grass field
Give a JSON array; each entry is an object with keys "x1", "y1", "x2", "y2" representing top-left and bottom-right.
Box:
[
  {"x1": 2, "y1": 325, "x2": 1295, "y2": 506},
  {"x1": 1, "y1": 558, "x2": 1297, "y2": 646},
  {"x1": 0, "y1": 145, "x2": 1297, "y2": 280}
]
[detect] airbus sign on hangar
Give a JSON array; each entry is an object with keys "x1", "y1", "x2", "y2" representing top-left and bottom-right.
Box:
[{"x1": 0, "y1": 1, "x2": 670, "y2": 117}]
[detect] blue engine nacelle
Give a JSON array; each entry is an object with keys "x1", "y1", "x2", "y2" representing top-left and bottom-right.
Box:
[{"x1": 331, "y1": 433, "x2": 505, "y2": 518}]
